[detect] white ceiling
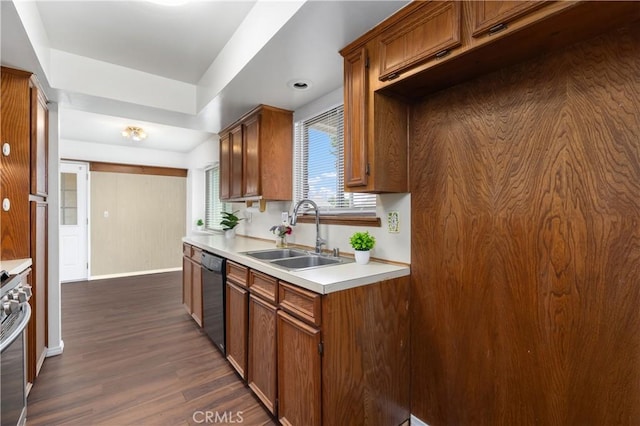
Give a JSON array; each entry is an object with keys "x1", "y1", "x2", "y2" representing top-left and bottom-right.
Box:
[
  {"x1": 1, "y1": 0, "x2": 409, "y2": 155},
  {"x1": 36, "y1": 1, "x2": 257, "y2": 84}
]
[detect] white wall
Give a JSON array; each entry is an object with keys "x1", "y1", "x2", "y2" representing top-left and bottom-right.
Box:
[
  {"x1": 189, "y1": 88, "x2": 411, "y2": 264},
  {"x1": 186, "y1": 136, "x2": 218, "y2": 234}
]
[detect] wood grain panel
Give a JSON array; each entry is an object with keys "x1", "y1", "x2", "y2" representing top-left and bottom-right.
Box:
[
  {"x1": 88, "y1": 161, "x2": 187, "y2": 177},
  {"x1": 1, "y1": 69, "x2": 31, "y2": 259},
  {"x1": 322, "y1": 277, "x2": 410, "y2": 425},
  {"x1": 278, "y1": 281, "x2": 321, "y2": 327},
  {"x1": 243, "y1": 113, "x2": 260, "y2": 197},
  {"x1": 30, "y1": 201, "x2": 48, "y2": 378},
  {"x1": 259, "y1": 106, "x2": 293, "y2": 201},
  {"x1": 227, "y1": 261, "x2": 249, "y2": 288},
  {"x1": 410, "y1": 25, "x2": 640, "y2": 425},
  {"x1": 249, "y1": 269, "x2": 278, "y2": 304}
]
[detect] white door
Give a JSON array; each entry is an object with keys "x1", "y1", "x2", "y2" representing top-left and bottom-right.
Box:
[{"x1": 60, "y1": 162, "x2": 88, "y2": 282}]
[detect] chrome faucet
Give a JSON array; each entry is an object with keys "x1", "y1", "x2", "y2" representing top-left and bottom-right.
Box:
[{"x1": 290, "y1": 199, "x2": 326, "y2": 254}]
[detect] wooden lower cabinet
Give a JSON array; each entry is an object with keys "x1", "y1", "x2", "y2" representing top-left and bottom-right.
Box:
[
  {"x1": 277, "y1": 310, "x2": 321, "y2": 426},
  {"x1": 248, "y1": 294, "x2": 278, "y2": 414},
  {"x1": 182, "y1": 256, "x2": 192, "y2": 313},
  {"x1": 226, "y1": 281, "x2": 249, "y2": 379},
  {"x1": 191, "y1": 261, "x2": 202, "y2": 326},
  {"x1": 182, "y1": 244, "x2": 203, "y2": 326}
]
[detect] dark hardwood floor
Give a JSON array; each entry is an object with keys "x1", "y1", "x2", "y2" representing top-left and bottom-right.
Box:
[{"x1": 27, "y1": 271, "x2": 276, "y2": 426}]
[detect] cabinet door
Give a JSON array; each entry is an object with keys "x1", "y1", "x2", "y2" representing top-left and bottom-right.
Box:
[
  {"x1": 30, "y1": 82, "x2": 48, "y2": 197},
  {"x1": 243, "y1": 114, "x2": 260, "y2": 198},
  {"x1": 277, "y1": 310, "x2": 321, "y2": 426},
  {"x1": 343, "y1": 46, "x2": 368, "y2": 189},
  {"x1": 182, "y1": 256, "x2": 192, "y2": 314},
  {"x1": 471, "y1": 1, "x2": 548, "y2": 37},
  {"x1": 248, "y1": 294, "x2": 277, "y2": 414},
  {"x1": 378, "y1": 1, "x2": 461, "y2": 81},
  {"x1": 219, "y1": 132, "x2": 231, "y2": 200},
  {"x1": 191, "y1": 260, "x2": 203, "y2": 327},
  {"x1": 226, "y1": 281, "x2": 249, "y2": 379},
  {"x1": 230, "y1": 125, "x2": 244, "y2": 199}
]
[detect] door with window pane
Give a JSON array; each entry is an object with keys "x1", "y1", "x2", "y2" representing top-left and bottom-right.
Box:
[{"x1": 60, "y1": 162, "x2": 88, "y2": 282}]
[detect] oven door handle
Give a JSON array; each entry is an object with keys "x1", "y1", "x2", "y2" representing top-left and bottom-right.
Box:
[{"x1": 0, "y1": 303, "x2": 31, "y2": 353}]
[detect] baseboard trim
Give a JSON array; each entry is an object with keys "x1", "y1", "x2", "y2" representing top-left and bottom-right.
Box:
[
  {"x1": 46, "y1": 340, "x2": 64, "y2": 357},
  {"x1": 90, "y1": 267, "x2": 181, "y2": 281},
  {"x1": 411, "y1": 415, "x2": 429, "y2": 426}
]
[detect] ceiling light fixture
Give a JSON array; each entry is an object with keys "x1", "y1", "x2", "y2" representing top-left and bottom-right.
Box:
[{"x1": 122, "y1": 126, "x2": 147, "y2": 142}]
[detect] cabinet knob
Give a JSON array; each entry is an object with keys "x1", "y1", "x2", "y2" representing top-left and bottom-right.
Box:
[
  {"x1": 2, "y1": 143, "x2": 9, "y2": 156},
  {"x1": 2, "y1": 198, "x2": 10, "y2": 212}
]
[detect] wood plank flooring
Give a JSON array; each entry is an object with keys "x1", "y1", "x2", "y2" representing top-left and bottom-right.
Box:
[{"x1": 26, "y1": 272, "x2": 276, "y2": 426}]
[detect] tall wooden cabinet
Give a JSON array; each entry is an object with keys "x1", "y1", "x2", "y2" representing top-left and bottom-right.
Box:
[
  {"x1": 218, "y1": 105, "x2": 293, "y2": 204},
  {"x1": 1, "y1": 66, "x2": 49, "y2": 385}
]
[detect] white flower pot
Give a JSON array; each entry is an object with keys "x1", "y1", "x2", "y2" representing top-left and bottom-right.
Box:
[
  {"x1": 354, "y1": 250, "x2": 370, "y2": 265},
  {"x1": 225, "y1": 228, "x2": 236, "y2": 239}
]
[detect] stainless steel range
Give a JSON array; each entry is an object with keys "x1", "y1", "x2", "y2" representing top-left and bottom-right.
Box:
[{"x1": 1, "y1": 271, "x2": 32, "y2": 426}]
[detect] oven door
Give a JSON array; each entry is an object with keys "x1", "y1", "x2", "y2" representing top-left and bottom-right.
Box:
[{"x1": 1, "y1": 304, "x2": 31, "y2": 426}]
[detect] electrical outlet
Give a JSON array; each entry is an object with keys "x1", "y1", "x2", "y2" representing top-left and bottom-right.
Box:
[
  {"x1": 387, "y1": 211, "x2": 399, "y2": 233},
  {"x1": 281, "y1": 211, "x2": 289, "y2": 223}
]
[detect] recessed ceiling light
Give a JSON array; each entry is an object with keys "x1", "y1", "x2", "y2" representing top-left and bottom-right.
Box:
[{"x1": 287, "y1": 79, "x2": 312, "y2": 91}]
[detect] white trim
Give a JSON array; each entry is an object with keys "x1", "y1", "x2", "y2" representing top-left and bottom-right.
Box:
[
  {"x1": 46, "y1": 340, "x2": 64, "y2": 357},
  {"x1": 89, "y1": 267, "x2": 182, "y2": 281},
  {"x1": 411, "y1": 415, "x2": 429, "y2": 426}
]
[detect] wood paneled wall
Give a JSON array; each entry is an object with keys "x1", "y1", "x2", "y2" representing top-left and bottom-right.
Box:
[{"x1": 410, "y1": 26, "x2": 640, "y2": 425}]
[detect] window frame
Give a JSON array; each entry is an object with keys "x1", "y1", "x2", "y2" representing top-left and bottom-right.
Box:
[
  {"x1": 293, "y1": 104, "x2": 379, "y2": 226},
  {"x1": 204, "y1": 164, "x2": 227, "y2": 231}
]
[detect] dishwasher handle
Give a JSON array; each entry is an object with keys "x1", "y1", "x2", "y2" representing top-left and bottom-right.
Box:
[{"x1": 201, "y1": 252, "x2": 225, "y2": 273}]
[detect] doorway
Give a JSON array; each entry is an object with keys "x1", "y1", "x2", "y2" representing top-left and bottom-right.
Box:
[{"x1": 59, "y1": 161, "x2": 89, "y2": 282}]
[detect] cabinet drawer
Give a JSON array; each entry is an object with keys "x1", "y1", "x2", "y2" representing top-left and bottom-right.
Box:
[
  {"x1": 183, "y1": 243, "x2": 192, "y2": 257},
  {"x1": 471, "y1": 1, "x2": 548, "y2": 37},
  {"x1": 378, "y1": 1, "x2": 461, "y2": 81},
  {"x1": 227, "y1": 261, "x2": 249, "y2": 288},
  {"x1": 249, "y1": 270, "x2": 278, "y2": 304},
  {"x1": 278, "y1": 281, "x2": 322, "y2": 327},
  {"x1": 191, "y1": 246, "x2": 202, "y2": 264}
]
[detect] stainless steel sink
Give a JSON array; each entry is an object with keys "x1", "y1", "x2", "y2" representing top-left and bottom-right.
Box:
[
  {"x1": 243, "y1": 248, "x2": 308, "y2": 260},
  {"x1": 270, "y1": 255, "x2": 347, "y2": 271},
  {"x1": 242, "y1": 248, "x2": 351, "y2": 271}
]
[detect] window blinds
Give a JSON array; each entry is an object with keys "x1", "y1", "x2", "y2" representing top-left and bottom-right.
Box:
[
  {"x1": 294, "y1": 105, "x2": 376, "y2": 214},
  {"x1": 205, "y1": 166, "x2": 225, "y2": 230}
]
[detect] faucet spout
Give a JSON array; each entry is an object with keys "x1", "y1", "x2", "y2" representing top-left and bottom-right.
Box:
[{"x1": 290, "y1": 199, "x2": 325, "y2": 253}]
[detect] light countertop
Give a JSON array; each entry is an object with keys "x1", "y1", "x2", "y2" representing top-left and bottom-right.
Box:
[
  {"x1": 0, "y1": 258, "x2": 32, "y2": 275},
  {"x1": 183, "y1": 234, "x2": 410, "y2": 294}
]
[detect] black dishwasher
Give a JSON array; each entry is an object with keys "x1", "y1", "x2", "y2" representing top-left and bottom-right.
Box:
[{"x1": 201, "y1": 252, "x2": 226, "y2": 355}]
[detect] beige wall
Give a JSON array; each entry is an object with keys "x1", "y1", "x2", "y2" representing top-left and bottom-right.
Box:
[{"x1": 90, "y1": 172, "x2": 186, "y2": 277}]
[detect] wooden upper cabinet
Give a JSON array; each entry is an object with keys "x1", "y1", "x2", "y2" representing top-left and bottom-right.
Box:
[
  {"x1": 30, "y1": 80, "x2": 48, "y2": 197},
  {"x1": 230, "y1": 125, "x2": 244, "y2": 200},
  {"x1": 471, "y1": 1, "x2": 548, "y2": 37},
  {"x1": 219, "y1": 105, "x2": 293, "y2": 202},
  {"x1": 343, "y1": 46, "x2": 369, "y2": 189},
  {"x1": 219, "y1": 132, "x2": 231, "y2": 201},
  {"x1": 243, "y1": 114, "x2": 260, "y2": 198},
  {"x1": 378, "y1": 1, "x2": 461, "y2": 81},
  {"x1": 341, "y1": 42, "x2": 408, "y2": 193}
]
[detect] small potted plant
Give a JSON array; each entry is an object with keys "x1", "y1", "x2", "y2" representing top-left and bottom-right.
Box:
[
  {"x1": 270, "y1": 223, "x2": 293, "y2": 248},
  {"x1": 196, "y1": 218, "x2": 204, "y2": 231},
  {"x1": 349, "y1": 231, "x2": 376, "y2": 264},
  {"x1": 220, "y1": 211, "x2": 243, "y2": 239}
]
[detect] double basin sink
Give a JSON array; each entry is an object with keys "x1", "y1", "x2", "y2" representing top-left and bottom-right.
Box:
[{"x1": 243, "y1": 248, "x2": 352, "y2": 271}]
